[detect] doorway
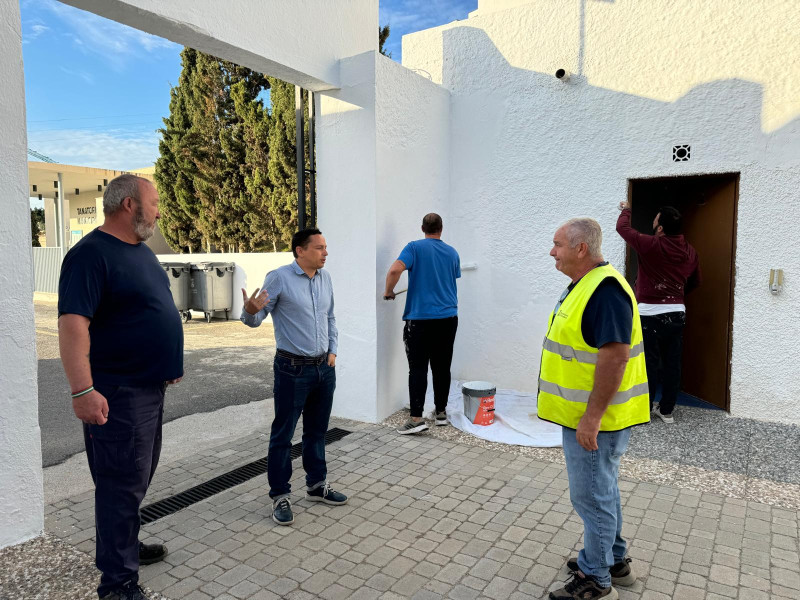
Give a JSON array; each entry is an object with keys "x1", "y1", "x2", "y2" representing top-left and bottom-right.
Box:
[{"x1": 626, "y1": 173, "x2": 739, "y2": 411}]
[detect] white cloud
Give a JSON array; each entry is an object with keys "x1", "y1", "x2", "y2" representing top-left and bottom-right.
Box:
[
  {"x1": 30, "y1": 129, "x2": 161, "y2": 171},
  {"x1": 40, "y1": 0, "x2": 179, "y2": 70},
  {"x1": 59, "y1": 66, "x2": 95, "y2": 85},
  {"x1": 22, "y1": 18, "x2": 50, "y2": 43}
]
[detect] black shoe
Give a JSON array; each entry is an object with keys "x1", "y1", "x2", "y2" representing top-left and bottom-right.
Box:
[
  {"x1": 549, "y1": 571, "x2": 618, "y2": 600},
  {"x1": 272, "y1": 497, "x2": 294, "y2": 525},
  {"x1": 306, "y1": 482, "x2": 348, "y2": 505},
  {"x1": 138, "y1": 542, "x2": 167, "y2": 565},
  {"x1": 100, "y1": 582, "x2": 147, "y2": 600},
  {"x1": 397, "y1": 418, "x2": 429, "y2": 435},
  {"x1": 566, "y1": 557, "x2": 635, "y2": 586}
]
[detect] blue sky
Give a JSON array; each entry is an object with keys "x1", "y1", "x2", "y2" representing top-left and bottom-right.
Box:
[{"x1": 21, "y1": 0, "x2": 476, "y2": 184}]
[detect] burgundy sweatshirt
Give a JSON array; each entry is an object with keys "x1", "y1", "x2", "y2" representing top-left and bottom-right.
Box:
[{"x1": 616, "y1": 209, "x2": 701, "y2": 305}]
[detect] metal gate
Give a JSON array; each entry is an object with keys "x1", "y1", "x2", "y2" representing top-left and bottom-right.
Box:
[{"x1": 32, "y1": 247, "x2": 63, "y2": 293}]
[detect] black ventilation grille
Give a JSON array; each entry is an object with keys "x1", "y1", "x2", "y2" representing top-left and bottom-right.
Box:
[
  {"x1": 140, "y1": 427, "x2": 352, "y2": 524},
  {"x1": 673, "y1": 144, "x2": 691, "y2": 161}
]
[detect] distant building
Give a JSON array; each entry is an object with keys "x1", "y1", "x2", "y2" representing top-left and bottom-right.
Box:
[{"x1": 28, "y1": 161, "x2": 171, "y2": 254}]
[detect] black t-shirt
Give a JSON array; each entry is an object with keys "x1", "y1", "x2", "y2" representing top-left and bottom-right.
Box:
[
  {"x1": 58, "y1": 229, "x2": 184, "y2": 386},
  {"x1": 564, "y1": 269, "x2": 633, "y2": 348}
]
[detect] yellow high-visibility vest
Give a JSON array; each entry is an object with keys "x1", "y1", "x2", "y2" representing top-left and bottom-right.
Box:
[{"x1": 537, "y1": 264, "x2": 650, "y2": 431}]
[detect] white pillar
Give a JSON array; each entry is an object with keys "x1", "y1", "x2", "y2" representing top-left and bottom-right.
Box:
[
  {"x1": 57, "y1": 172, "x2": 65, "y2": 256},
  {"x1": 317, "y1": 52, "x2": 379, "y2": 422},
  {"x1": 0, "y1": 0, "x2": 45, "y2": 548}
]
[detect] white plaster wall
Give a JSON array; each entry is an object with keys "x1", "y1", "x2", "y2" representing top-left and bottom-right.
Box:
[
  {"x1": 60, "y1": 0, "x2": 377, "y2": 91},
  {"x1": 0, "y1": 0, "x2": 45, "y2": 548},
  {"x1": 406, "y1": 0, "x2": 799, "y2": 131},
  {"x1": 316, "y1": 52, "x2": 380, "y2": 422},
  {"x1": 374, "y1": 55, "x2": 451, "y2": 421},
  {"x1": 155, "y1": 252, "x2": 294, "y2": 318},
  {"x1": 403, "y1": 0, "x2": 800, "y2": 423}
]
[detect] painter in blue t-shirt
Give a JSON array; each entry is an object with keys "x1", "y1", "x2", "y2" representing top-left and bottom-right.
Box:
[
  {"x1": 397, "y1": 238, "x2": 461, "y2": 320},
  {"x1": 383, "y1": 213, "x2": 461, "y2": 434}
]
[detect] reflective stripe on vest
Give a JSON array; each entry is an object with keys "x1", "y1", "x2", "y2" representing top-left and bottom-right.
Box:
[
  {"x1": 537, "y1": 264, "x2": 651, "y2": 431},
  {"x1": 542, "y1": 338, "x2": 645, "y2": 365},
  {"x1": 539, "y1": 379, "x2": 650, "y2": 405}
]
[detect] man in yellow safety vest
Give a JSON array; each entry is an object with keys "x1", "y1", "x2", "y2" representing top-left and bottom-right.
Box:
[{"x1": 539, "y1": 218, "x2": 650, "y2": 600}]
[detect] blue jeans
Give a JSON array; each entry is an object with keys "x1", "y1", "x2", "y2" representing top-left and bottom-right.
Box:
[
  {"x1": 268, "y1": 355, "x2": 336, "y2": 499},
  {"x1": 562, "y1": 426, "x2": 632, "y2": 588},
  {"x1": 84, "y1": 383, "x2": 165, "y2": 597}
]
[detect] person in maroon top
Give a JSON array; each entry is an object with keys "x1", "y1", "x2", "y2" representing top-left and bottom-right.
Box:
[{"x1": 616, "y1": 202, "x2": 701, "y2": 423}]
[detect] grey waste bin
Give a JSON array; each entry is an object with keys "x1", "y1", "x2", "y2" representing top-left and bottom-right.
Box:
[
  {"x1": 160, "y1": 262, "x2": 192, "y2": 323},
  {"x1": 189, "y1": 262, "x2": 235, "y2": 323}
]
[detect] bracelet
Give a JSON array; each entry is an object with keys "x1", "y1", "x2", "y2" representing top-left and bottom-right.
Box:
[{"x1": 71, "y1": 385, "x2": 95, "y2": 398}]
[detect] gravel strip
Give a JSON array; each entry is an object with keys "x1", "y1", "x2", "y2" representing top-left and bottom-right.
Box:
[{"x1": 0, "y1": 533, "x2": 171, "y2": 600}]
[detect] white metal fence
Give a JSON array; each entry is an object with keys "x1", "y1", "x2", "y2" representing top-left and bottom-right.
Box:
[{"x1": 32, "y1": 247, "x2": 62, "y2": 293}]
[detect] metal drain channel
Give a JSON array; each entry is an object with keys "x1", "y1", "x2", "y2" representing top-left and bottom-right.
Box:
[{"x1": 139, "y1": 427, "x2": 352, "y2": 524}]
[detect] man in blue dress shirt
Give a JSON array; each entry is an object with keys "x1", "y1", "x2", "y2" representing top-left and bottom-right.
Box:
[
  {"x1": 384, "y1": 213, "x2": 461, "y2": 435},
  {"x1": 241, "y1": 228, "x2": 347, "y2": 525}
]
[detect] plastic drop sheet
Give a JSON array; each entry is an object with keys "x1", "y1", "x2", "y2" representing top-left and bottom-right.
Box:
[{"x1": 420, "y1": 381, "x2": 563, "y2": 447}]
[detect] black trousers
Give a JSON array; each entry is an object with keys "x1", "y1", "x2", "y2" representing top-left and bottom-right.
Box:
[
  {"x1": 641, "y1": 312, "x2": 686, "y2": 415},
  {"x1": 83, "y1": 383, "x2": 165, "y2": 598},
  {"x1": 403, "y1": 316, "x2": 458, "y2": 418}
]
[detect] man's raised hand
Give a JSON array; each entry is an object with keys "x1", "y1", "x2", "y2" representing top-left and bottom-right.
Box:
[{"x1": 242, "y1": 287, "x2": 269, "y2": 315}]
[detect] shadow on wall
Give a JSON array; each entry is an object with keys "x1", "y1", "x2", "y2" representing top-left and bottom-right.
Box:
[{"x1": 436, "y1": 25, "x2": 800, "y2": 397}]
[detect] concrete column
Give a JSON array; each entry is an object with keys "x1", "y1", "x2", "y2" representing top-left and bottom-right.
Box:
[
  {"x1": 57, "y1": 172, "x2": 65, "y2": 256},
  {"x1": 0, "y1": 0, "x2": 45, "y2": 549},
  {"x1": 45, "y1": 197, "x2": 56, "y2": 247},
  {"x1": 317, "y1": 52, "x2": 379, "y2": 422}
]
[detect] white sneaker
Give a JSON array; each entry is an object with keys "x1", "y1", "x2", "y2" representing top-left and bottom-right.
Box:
[
  {"x1": 434, "y1": 411, "x2": 448, "y2": 426},
  {"x1": 652, "y1": 404, "x2": 674, "y2": 424}
]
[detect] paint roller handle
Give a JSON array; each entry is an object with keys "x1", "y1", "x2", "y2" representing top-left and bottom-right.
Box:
[{"x1": 383, "y1": 289, "x2": 407, "y2": 300}]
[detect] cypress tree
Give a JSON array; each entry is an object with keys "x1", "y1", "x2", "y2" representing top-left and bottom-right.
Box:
[
  {"x1": 155, "y1": 48, "x2": 203, "y2": 252},
  {"x1": 266, "y1": 78, "x2": 307, "y2": 246},
  {"x1": 30, "y1": 208, "x2": 43, "y2": 247}
]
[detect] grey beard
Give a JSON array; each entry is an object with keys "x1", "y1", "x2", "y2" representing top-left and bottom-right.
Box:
[{"x1": 133, "y1": 209, "x2": 155, "y2": 241}]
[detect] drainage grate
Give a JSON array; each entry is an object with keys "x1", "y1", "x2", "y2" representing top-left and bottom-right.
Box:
[{"x1": 139, "y1": 427, "x2": 352, "y2": 524}]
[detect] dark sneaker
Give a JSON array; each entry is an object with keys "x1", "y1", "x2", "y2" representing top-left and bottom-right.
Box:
[
  {"x1": 272, "y1": 497, "x2": 294, "y2": 525},
  {"x1": 549, "y1": 571, "x2": 618, "y2": 600},
  {"x1": 100, "y1": 582, "x2": 147, "y2": 600},
  {"x1": 652, "y1": 404, "x2": 674, "y2": 424},
  {"x1": 138, "y1": 542, "x2": 167, "y2": 565},
  {"x1": 566, "y1": 557, "x2": 635, "y2": 586},
  {"x1": 306, "y1": 482, "x2": 348, "y2": 505},
  {"x1": 434, "y1": 411, "x2": 448, "y2": 426},
  {"x1": 397, "y1": 418, "x2": 429, "y2": 435}
]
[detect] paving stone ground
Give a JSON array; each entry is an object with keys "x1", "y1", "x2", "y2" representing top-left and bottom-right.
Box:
[{"x1": 21, "y1": 419, "x2": 800, "y2": 600}]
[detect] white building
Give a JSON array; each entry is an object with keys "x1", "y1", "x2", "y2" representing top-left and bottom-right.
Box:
[
  {"x1": 28, "y1": 162, "x2": 171, "y2": 254},
  {"x1": 399, "y1": 0, "x2": 799, "y2": 425},
  {"x1": 2, "y1": 0, "x2": 798, "y2": 548}
]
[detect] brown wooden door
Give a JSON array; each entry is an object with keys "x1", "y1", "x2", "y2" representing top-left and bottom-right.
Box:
[{"x1": 627, "y1": 174, "x2": 738, "y2": 410}]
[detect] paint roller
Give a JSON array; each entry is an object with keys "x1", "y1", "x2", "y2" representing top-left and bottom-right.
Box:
[{"x1": 383, "y1": 289, "x2": 407, "y2": 300}]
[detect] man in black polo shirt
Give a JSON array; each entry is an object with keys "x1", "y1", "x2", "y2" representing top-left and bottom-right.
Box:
[
  {"x1": 542, "y1": 218, "x2": 647, "y2": 599},
  {"x1": 58, "y1": 174, "x2": 183, "y2": 600}
]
